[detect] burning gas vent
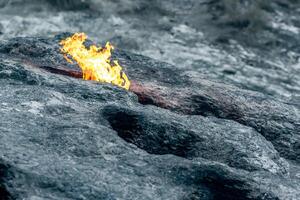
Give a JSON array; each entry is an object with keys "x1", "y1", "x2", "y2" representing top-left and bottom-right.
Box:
[{"x1": 60, "y1": 33, "x2": 130, "y2": 90}]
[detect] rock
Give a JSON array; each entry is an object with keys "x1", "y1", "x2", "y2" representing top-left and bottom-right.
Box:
[
  {"x1": 117, "y1": 51, "x2": 300, "y2": 163},
  {"x1": 103, "y1": 104, "x2": 289, "y2": 175},
  {"x1": 0, "y1": 34, "x2": 299, "y2": 199},
  {"x1": 46, "y1": 0, "x2": 90, "y2": 10}
]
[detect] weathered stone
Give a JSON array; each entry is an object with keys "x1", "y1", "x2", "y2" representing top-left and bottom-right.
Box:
[
  {"x1": 0, "y1": 34, "x2": 299, "y2": 199},
  {"x1": 117, "y1": 50, "x2": 300, "y2": 163}
]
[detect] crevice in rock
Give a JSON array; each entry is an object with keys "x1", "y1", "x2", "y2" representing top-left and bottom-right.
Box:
[
  {"x1": 129, "y1": 82, "x2": 300, "y2": 163},
  {"x1": 103, "y1": 107, "x2": 257, "y2": 199},
  {"x1": 103, "y1": 107, "x2": 196, "y2": 158},
  {"x1": 40, "y1": 65, "x2": 83, "y2": 79},
  {"x1": 102, "y1": 105, "x2": 290, "y2": 178}
]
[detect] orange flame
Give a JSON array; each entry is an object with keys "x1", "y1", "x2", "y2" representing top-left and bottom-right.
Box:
[{"x1": 60, "y1": 33, "x2": 130, "y2": 90}]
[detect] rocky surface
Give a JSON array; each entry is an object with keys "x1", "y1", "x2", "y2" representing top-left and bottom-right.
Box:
[
  {"x1": 1, "y1": 0, "x2": 300, "y2": 101},
  {"x1": 0, "y1": 0, "x2": 300, "y2": 200},
  {"x1": 0, "y1": 34, "x2": 299, "y2": 200}
]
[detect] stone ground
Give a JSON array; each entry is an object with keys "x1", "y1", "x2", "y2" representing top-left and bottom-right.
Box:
[{"x1": 0, "y1": 0, "x2": 299, "y2": 200}]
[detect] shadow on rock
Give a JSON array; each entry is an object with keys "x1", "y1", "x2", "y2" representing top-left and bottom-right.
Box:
[{"x1": 103, "y1": 104, "x2": 289, "y2": 175}]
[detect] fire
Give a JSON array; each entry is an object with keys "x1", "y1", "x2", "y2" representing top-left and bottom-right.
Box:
[{"x1": 60, "y1": 33, "x2": 130, "y2": 90}]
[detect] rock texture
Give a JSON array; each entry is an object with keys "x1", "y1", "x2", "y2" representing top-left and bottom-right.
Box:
[{"x1": 0, "y1": 34, "x2": 299, "y2": 200}]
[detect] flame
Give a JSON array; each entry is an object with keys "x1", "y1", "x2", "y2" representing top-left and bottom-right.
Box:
[{"x1": 60, "y1": 33, "x2": 130, "y2": 90}]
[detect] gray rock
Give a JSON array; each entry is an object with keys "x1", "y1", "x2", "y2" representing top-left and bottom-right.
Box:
[
  {"x1": 103, "y1": 104, "x2": 289, "y2": 175},
  {"x1": 0, "y1": 34, "x2": 299, "y2": 200},
  {"x1": 118, "y1": 51, "x2": 300, "y2": 163}
]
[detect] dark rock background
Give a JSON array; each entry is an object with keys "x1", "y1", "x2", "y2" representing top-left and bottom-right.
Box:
[{"x1": 0, "y1": 0, "x2": 299, "y2": 200}]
